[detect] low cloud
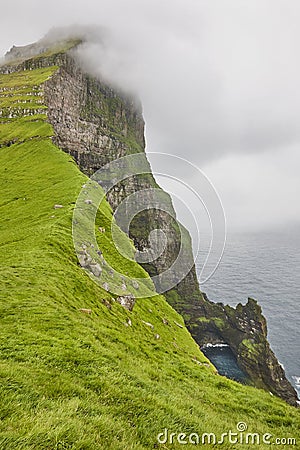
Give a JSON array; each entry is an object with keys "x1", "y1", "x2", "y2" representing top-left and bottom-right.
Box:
[{"x1": 1, "y1": 0, "x2": 300, "y2": 232}]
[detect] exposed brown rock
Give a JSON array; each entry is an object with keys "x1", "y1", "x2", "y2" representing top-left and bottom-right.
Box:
[{"x1": 79, "y1": 308, "x2": 92, "y2": 315}]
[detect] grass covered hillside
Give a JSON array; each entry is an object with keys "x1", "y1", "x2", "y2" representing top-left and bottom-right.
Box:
[{"x1": 0, "y1": 67, "x2": 299, "y2": 450}]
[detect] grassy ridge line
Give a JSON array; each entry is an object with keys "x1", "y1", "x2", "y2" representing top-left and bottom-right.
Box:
[
  {"x1": 0, "y1": 67, "x2": 299, "y2": 449},
  {"x1": 2, "y1": 39, "x2": 82, "y2": 68}
]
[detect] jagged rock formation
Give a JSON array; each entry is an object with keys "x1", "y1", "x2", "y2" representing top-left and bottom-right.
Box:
[
  {"x1": 1, "y1": 35, "x2": 298, "y2": 406},
  {"x1": 191, "y1": 296, "x2": 298, "y2": 405}
]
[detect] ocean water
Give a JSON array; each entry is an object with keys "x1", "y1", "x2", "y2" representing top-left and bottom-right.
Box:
[
  {"x1": 201, "y1": 344, "x2": 249, "y2": 384},
  {"x1": 195, "y1": 228, "x2": 300, "y2": 397}
]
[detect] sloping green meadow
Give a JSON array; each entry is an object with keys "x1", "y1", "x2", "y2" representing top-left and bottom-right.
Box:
[{"x1": 0, "y1": 67, "x2": 299, "y2": 449}]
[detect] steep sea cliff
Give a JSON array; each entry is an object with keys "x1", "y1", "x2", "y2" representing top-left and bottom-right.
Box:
[{"x1": 1, "y1": 34, "x2": 298, "y2": 406}]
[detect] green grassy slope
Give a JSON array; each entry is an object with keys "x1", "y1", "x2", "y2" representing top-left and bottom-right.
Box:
[{"x1": 0, "y1": 68, "x2": 299, "y2": 450}]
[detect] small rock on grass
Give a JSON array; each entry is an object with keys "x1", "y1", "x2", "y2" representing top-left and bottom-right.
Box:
[
  {"x1": 90, "y1": 263, "x2": 102, "y2": 277},
  {"x1": 102, "y1": 282, "x2": 109, "y2": 291},
  {"x1": 116, "y1": 294, "x2": 135, "y2": 311},
  {"x1": 102, "y1": 299, "x2": 111, "y2": 310},
  {"x1": 132, "y1": 280, "x2": 139, "y2": 289},
  {"x1": 79, "y1": 308, "x2": 92, "y2": 315},
  {"x1": 142, "y1": 320, "x2": 154, "y2": 329},
  {"x1": 124, "y1": 318, "x2": 132, "y2": 327}
]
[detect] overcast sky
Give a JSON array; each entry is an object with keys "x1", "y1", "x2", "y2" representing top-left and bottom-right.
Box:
[{"x1": 1, "y1": 0, "x2": 300, "y2": 237}]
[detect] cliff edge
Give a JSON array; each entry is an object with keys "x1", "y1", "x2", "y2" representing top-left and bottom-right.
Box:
[{"x1": 1, "y1": 33, "x2": 298, "y2": 407}]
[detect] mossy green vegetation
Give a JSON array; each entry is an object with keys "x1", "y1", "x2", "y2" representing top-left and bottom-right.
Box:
[
  {"x1": 197, "y1": 317, "x2": 210, "y2": 323},
  {"x1": 81, "y1": 75, "x2": 145, "y2": 155},
  {"x1": 0, "y1": 67, "x2": 299, "y2": 449},
  {"x1": 241, "y1": 339, "x2": 260, "y2": 353},
  {"x1": 0, "y1": 68, "x2": 57, "y2": 147},
  {"x1": 0, "y1": 118, "x2": 52, "y2": 146},
  {"x1": 3, "y1": 39, "x2": 81, "y2": 68},
  {"x1": 0, "y1": 67, "x2": 57, "y2": 89}
]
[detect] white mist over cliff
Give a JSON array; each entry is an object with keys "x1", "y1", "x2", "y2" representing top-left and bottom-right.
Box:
[{"x1": 1, "y1": 1, "x2": 300, "y2": 234}]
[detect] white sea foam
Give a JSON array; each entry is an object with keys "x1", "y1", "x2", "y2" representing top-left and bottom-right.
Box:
[
  {"x1": 202, "y1": 343, "x2": 229, "y2": 349},
  {"x1": 292, "y1": 376, "x2": 300, "y2": 386}
]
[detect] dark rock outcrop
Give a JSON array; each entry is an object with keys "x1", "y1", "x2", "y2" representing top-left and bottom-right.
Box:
[
  {"x1": 1, "y1": 35, "x2": 298, "y2": 406},
  {"x1": 190, "y1": 296, "x2": 298, "y2": 406},
  {"x1": 116, "y1": 294, "x2": 136, "y2": 311}
]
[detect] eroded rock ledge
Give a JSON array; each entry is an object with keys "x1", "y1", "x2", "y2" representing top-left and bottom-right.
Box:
[{"x1": 188, "y1": 295, "x2": 298, "y2": 406}]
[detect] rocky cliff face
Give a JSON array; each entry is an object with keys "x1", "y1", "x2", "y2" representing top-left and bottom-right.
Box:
[
  {"x1": 191, "y1": 296, "x2": 297, "y2": 405},
  {"x1": 41, "y1": 49, "x2": 197, "y2": 297},
  {"x1": 1, "y1": 37, "x2": 298, "y2": 406}
]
